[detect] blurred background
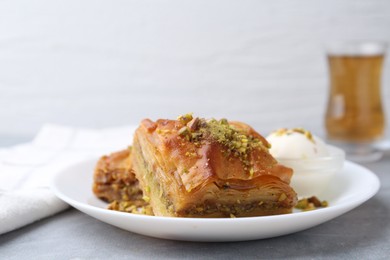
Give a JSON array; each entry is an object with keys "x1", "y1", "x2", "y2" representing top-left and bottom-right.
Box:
[{"x1": 1, "y1": 0, "x2": 389, "y2": 145}]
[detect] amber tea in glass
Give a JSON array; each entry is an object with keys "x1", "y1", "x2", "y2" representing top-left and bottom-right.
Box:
[{"x1": 325, "y1": 42, "x2": 387, "y2": 162}]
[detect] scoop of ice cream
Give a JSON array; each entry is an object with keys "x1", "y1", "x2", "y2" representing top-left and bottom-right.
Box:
[{"x1": 266, "y1": 128, "x2": 329, "y2": 159}]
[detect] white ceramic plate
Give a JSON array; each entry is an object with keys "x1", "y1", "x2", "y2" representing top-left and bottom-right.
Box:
[{"x1": 51, "y1": 159, "x2": 380, "y2": 242}]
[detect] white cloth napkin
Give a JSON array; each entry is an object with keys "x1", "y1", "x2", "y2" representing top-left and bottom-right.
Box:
[{"x1": 0, "y1": 124, "x2": 135, "y2": 234}]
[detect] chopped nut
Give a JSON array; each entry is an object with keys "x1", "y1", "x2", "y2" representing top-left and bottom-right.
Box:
[
  {"x1": 178, "y1": 126, "x2": 189, "y2": 136},
  {"x1": 278, "y1": 193, "x2": 287, "y2": 202},
  {"x1": 177, "y1": 113, "x2": 193, "y2": 124},
  {"x1": 305, "y1": 203, "x2": 316, "y2": 211},
  {"x1": 272, "y1": 128, "x2": 315, "y2": 143},
  {"x1": 191, "y1": 132, "x2": 202, "y2": 141},
  {"x1": 295, "y1": 196, "x2": 329, "y2": 211},
  {"x1": 295, "y1": 198, "x2": 309, "y2": 209},
  {"x1": 308, "y1": 196, "x2": 322, "y2": 207},
  {"x1": 220, "y1": 118, "x2": 228, "y2": 125},
  {"x1": 187, "y1": 117, "x2": 200, "y2": 131}
]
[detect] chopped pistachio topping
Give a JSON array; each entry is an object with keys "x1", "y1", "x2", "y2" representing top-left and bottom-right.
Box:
[
  {"x1": 200, "y1": 118, "x2": 266, "y2": 154},
  {"x1": 178, "y1": 126, "x2": 190, "y2": 136},
  {"x1": 187, "y1": 117, "x2": 200, "y2": 131},
  {"x1": 177, "y1": 113, "x2": 193, "y2": 124},
  {"x1": 295, "y1": 196, "x2": 328, "y2": 211},
  {"x1": 321, "y1": 200, "x2": 329, "y2": 207},
  {"x1": 176, "y1": 114, "x2": 269, "y2": 174},
  {"x1": 272, "y1": 127, "x2": 315, "y2": 143}
]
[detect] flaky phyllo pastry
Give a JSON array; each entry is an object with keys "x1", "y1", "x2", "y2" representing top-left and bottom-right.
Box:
[{"x1": 128, "y1": 114, "x2": 297, "y2": 217}]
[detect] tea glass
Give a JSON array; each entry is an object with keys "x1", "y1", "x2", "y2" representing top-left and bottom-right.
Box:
[{"x1": 325, "y1": 41, "x2": 387, "y2": 162}]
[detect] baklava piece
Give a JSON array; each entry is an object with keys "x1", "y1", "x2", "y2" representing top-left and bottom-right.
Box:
[
  {"x1": 92, "y1": 149, "x2": 152, "y2": 215},
  {"x1": 131, "y1": 114, "x2": 297, "y2": 218}
]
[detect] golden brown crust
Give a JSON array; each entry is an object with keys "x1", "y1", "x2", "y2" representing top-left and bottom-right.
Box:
[{"x1": 131, "y1": 116, "x2": 297, "y2": 217}]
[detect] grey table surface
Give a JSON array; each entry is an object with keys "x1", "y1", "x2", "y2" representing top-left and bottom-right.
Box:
[{"x1": 1, "y1": 137, "x2": 389, "y2": 259}]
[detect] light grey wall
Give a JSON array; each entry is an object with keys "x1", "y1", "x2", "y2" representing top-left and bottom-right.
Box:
[{"x1": 1, "y1": 0, "x2": 390, "y2": 141}]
